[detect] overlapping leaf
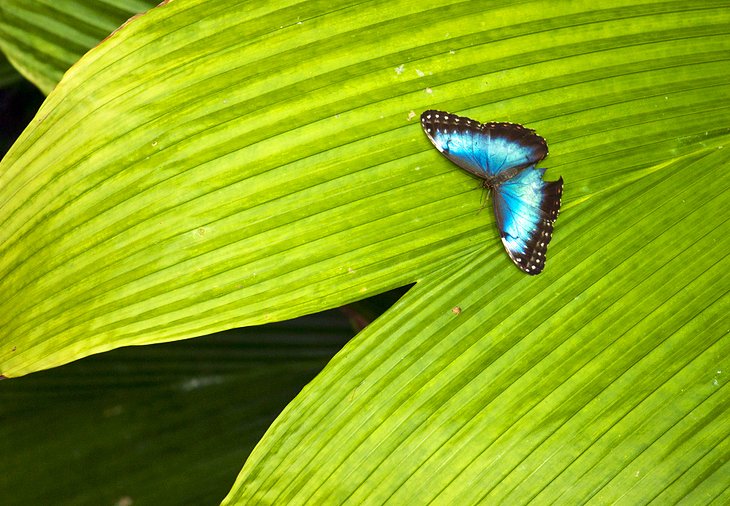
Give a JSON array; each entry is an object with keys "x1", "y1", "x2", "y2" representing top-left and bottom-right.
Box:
[
  {"x1": 0, "y1": 0, "x2": 157, "y2": 93},
  {"x1": 0, "y1": 310, "x2": 354, "y2": 505}
]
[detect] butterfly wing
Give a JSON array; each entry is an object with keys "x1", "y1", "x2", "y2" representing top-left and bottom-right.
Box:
[
  {"x1": 420, "y1": 110, "x2": 548, "y2": 181},
  {"x1": 492, "y1": 167, "x2": 563, "y2": 274}
]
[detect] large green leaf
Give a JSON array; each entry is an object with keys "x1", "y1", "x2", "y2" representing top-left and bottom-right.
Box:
[
  {"x1": 227, "y1": 149, "x2": 729, "y2": 503},
  {"x1": 0, "y1": 0, "x2": 158, "y2": 94},
  {"x1": 0, "y1": 0, "x2": 728, "y2": 502}
]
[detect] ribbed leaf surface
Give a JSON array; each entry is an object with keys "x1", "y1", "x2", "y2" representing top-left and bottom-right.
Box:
[
  {"x1": 0, "y1": 0, "x2": 728, "y2": 502},
  {"x1": 0, "y1": 0, "x2": 157, "y2": 93},
  {"x1": 227, "y1": 149, "x2": 729, "y2": 503}
]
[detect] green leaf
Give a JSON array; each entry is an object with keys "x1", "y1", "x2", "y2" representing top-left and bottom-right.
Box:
[
  {"x1": 0, "y1": 51, "x2": 21, "y2": 88},
  {"x1": 0, "y1": 0, "x2": 158, "y2": 94},
  {"x1": 0, "y1": 0, "x2": 728, "y2": 502},
  {"x1": 2, "y1": 0, "x2": 491, "y2": 377},
  {"x1": 0, "y1": 310, "x2": 353, "y2": 504},
  {"x1": 227, "y1": 149, "x2": 729, "y2": 503}
]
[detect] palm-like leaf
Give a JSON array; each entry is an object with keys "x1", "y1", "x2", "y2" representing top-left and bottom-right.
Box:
[
  {"x1": 0, "y1": 0, "x2": 157, "y2": 93},
  {"x1": 0, "y1": 0, "x2": 728, "y2": 503}
]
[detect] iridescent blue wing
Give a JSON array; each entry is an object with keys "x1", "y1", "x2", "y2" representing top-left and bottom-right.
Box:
[
  {"x1": 492, "y1": 167, "x2": 563, "y2": 274},
  {"x1": 420, "y1": 110, "x2": 548, "y2": 181}
]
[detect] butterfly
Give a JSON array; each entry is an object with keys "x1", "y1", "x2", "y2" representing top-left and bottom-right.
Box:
[{"x1": 421, "y1": 110, "x2": 563, "y2": 274}]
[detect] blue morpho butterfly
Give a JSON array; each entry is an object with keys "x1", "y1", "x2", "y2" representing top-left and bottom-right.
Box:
[{"x1": 421, "y1": 110, "x2": 563, "y2": 274}]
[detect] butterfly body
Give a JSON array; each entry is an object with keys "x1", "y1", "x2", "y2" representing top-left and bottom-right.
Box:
[{"x1": 421, "y1": 110, "x2": 563, "y2": 275}]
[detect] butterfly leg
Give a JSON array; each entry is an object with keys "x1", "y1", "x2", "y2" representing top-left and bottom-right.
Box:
[{"x1": 478, "y1": 180, "x2": 492, "y2": 213}]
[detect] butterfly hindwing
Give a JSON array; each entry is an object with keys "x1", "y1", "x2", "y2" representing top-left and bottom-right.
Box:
[
  {"x1": 492, "y1": 168, "x2": 563, "y2": 275},
  {"x1": 420, "y1": 110, "x2": 548, "y2": 181}
]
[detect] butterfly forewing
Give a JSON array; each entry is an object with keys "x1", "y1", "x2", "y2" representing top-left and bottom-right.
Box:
[{"x1": 420, "y1": 110, "x2": 548, "y2": 182}]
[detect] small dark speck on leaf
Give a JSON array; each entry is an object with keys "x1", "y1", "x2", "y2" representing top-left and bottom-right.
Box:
[{"x1": 451, "y1": 306, "x2": 462, "y2": 315}]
